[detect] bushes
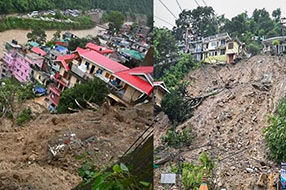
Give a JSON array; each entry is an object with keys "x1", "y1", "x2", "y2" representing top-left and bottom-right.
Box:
[
  {"x1": 17, "y1": 83, "x2": 35, "y2": 102},
  {"x1": 161, "y1": 128, "x2": 193, "y2": 147},
  {"x1": 57, "y1": 78, "x2": 109, "y2": 114},
  {"x1": 264, "y1": 99, "x2": 286, "y2": 162},
  {"x1": 77, "y1": 163, "x2": 152, "y2": 190},
  {"x1": 182, "y1": 152, "x2": 215, "y2": 190},
  {"x1": 161, "y1": 88, "x2": 193, "y2": 124},
  {"x1": 16, "y1": 108, "x2": 32, "y2": 126}
]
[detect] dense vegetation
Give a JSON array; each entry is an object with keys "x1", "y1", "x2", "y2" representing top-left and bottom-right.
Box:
[
  {"x1": 0, "y1": 78, "x2": 35, "y2": 120},
  {"x1": 0, "y1": 16, "x2": 94, "y2": 32},
  {"x1": 264, "y1": 99, "x2": 286, "y2": 162},
  {"x1": 161, "y1": 128, "x2": 193, "y2": 147},
  {"x1": 0, "y1": 0, "x2": 152, "y2": 15},
  {"x1": 16, "y1": 107, "x2": 32, "y2": 126},
  {"x1": 77, "y1": 162, "x2": 152, "y2": 190},
  {"x1": 102, "y1": 11, "x2": 125, "y2": 33},
  {"x1": 57, "y1": 78, "x2": 109, "y2": 114}
]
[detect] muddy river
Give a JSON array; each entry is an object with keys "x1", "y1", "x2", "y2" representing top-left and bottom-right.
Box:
[{"x1": 0, "y1": 26, "x2": 101, "y2": 56}]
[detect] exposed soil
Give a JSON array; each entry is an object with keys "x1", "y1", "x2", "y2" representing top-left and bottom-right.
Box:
[
  {"x1": 0, "y1": 100, "x2": 153, "y2": 190},
  {"x1": 155, "y1": 55, "x2": 286, "y2": 189}
]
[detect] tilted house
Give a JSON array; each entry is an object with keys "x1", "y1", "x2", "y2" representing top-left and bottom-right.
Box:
[{"x1": 112, "y1": 66, "x2": 154, "y2": 104}]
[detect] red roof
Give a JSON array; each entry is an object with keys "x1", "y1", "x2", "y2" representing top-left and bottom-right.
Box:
[
  {"x1": 31, "y1": 47, "x2": 46, "y2": 56},
  {"x1": 128, "y1": 66, "x2": 153, "y2": 75},
  {"x1": 86, "y1": 42, "x2": 114, "y2": 54},
  {"x1": 75, "y1": 47, "x2": 89, "y2": 54},
  {"x1": 56, "y1": 54, "x2": 78, "y2": 71},
  {"x1": 114, "y1": 67, "x2": 153, "y2": 95},
  {"x1": 77, "y1": 48, "x2": 129, "y2": 73}
]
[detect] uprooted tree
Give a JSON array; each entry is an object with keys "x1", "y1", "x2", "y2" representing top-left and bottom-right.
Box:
[{"x1": 57, "y1": 78, "x2": 109, "y2": 114}]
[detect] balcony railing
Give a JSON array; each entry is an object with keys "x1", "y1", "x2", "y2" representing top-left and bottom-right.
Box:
[
  {"x1": 71, "y1": 64, "x2": 86, "y2": 78},
  {"x1": 49, "y1": 93, "x2": 60, "y2": 106},
  {"x1": 49, "y1": 84, "x2": 61, "y2": 96}
]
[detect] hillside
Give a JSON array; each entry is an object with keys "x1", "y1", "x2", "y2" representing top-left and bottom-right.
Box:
[
  {"x1": 0, "y1": 99, "x2": 153, "y2": 189},
  {"x1": 0, "y1": 0, "x2": 152, "y2": 15},
  {"x1": 155, "y1": 55, "x2": 286, "y2": 189}
]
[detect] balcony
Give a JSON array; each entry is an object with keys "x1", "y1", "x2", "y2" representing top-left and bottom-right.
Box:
[
  {"x1": 48, "y1": 92, "x2": 60, "y2": 106},
  {"x1": 108, "y1": 81, "x2": 126, "y2": 98},
  {"x1": 49, "y1": 84, "x2": 61, "y2": 96},
  {"x1": 71, "y1": 64, "x2": 86, "y2": 78},
  {"x1": 95, "y1": 73, "x2": 110, "y2": 83}
]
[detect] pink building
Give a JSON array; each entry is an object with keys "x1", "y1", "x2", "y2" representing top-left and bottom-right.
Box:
[{"x1": 2, "y1": 42, "x2": 44, "y2": 83}]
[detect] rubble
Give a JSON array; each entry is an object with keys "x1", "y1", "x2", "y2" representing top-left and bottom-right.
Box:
[
  {"x1": 155, "y1": 55, "x2": 286, "y2": 189},
  {"x1": 0, "y1": 102, "x2": 152, "y2": 189}
]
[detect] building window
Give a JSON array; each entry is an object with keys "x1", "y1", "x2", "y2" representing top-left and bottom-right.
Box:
[
  {"x1": 105, "y1": 72, "x2": 110, "y2": 78},
  {"x1": 221, "y1": 39, "x2": 226, "y2": 45},
  {"x1": 228, "y1": 43, "x2": 234, "y2": 49},
  {"x1": 221, "y1": 49, "x2": 226, "y2": 55},
  {"x1": 96, "y1": 68, "x2": 103, "y2": 75},
  {"x1": 215, "y1": 51, "x2": 218, "y2": 56},
  {"x1": 85, "y1": 62, "x2": 90, "y2": 70},
  {"x1": 63, "y1": 71, "x2": 69, "y2": 79},
  {"x1": 90, "y1": 65, "x2": 95, "y2": 74}
]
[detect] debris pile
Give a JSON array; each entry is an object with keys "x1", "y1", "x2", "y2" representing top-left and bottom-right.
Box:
[
  {"x1": 155, "y1": 55, "x2": 286, "y2": 189},
  {"x1": 0, "y1": 102, "x2": 152, "y2": 189}
]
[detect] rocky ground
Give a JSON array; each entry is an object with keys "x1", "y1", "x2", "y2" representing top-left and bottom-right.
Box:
[
  {"x1": 0, "y1": 99, "x2": 153, "y2": 190},
  {"x1": 155, "y1": 55, "x2": 286, "y2": 190}
]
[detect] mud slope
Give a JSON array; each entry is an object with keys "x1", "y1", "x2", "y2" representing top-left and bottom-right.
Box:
[
  {"x1": 0, "y1": 103, "x2": 153, "y2": 190},
  {"x1": 178, "y1": 55, "x2": 286, "y2": 189}
]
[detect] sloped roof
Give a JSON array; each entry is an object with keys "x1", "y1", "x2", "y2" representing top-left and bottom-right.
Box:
[
  {"x1": 56, "y1": 54, "x2": 78, "y2": 71},
  {"x1": 86, "y1": 42, "x2": 114, "y2": 54},
  {"x1": 114, "y1": 67, "x2": 153, "y2": 95},
  {"x1": 128, "y1": 66, "x2": 153, "y2": 75},
  {"x1": 31, "y1": 47, "x2": 47, "y2": 56},
  {"x1": 121, "y1": 48, "x2": 145, "y2": 60},
  {"x1": 77, "y1": 48, "x2": 129, "y2": 73}
]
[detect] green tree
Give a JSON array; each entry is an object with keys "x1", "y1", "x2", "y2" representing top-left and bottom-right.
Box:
[
  {"x1": 153, "y1": 27, "x2": 178, "y2": 79},
  {"x1": 246, "y1": 42, "x2": 262, "y2": 56},
  {"x1": 67, "y1": 37, "x2": 90, "y2": 51},
  {"x1": 57, "y1": 78, "x2": 109, "y2": 113},
  {"x1": 264, "y1": 99, "x2": 286, "y2": 162},
  {"x1": 27, "y1": 26, "x2": 47, "y2": 45},
  {"x1": 272, "y1": 8, "x2": 281, "y2": 22},
  {"x1": 173, "y1": 6, "x2": 218, "y2": 40},
  {"x1": 103, "y1": 11, "x2": 125, "y2": 33},
  {"x1": 161, "y1": 88, "x2": 192, "y2": 124},
  {"x1": 53, "y1": 29, "x2": 61, "y2": 40}
]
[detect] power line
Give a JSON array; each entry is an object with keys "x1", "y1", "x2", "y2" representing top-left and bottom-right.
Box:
[
  {"x1": 201, "y1": 0, "x2": 207, "y2": 6},
  {"x1": 157, "y1": 0, "x2": 177, "y2": 19},
  {"x1": 176, "y1": 0, "x2": 183, "y2": 11},
  {"x1": 154, "y1": 15, "x2": 175, "y2": 27},
  {"x1": 194, "y1": 0, "x2": 200, "y2": 6}
]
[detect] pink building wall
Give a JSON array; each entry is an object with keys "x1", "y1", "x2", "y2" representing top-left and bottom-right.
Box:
[{"x1": 2, "y1": 52, "x2": 43, "y2": 83}]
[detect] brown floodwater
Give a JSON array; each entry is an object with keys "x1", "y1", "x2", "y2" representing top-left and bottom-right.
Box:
[{"x1": 0, "y1": 26, "x2": 101, "y2": 56}]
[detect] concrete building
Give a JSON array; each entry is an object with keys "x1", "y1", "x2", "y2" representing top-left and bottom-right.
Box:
[{"x1": 263, "y1": 36, "x2": 286, "y2": 55}]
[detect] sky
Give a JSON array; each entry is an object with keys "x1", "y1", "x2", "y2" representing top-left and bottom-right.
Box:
[{"x1": 154, "y1": 0, "x2": 286, "y2": 29}]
